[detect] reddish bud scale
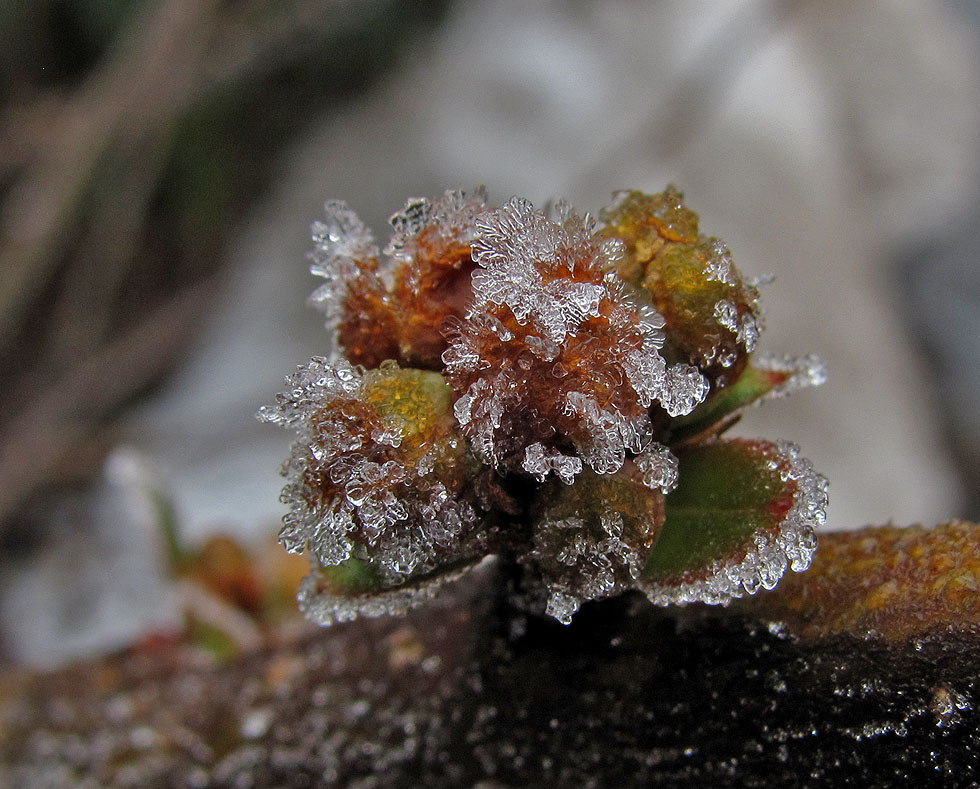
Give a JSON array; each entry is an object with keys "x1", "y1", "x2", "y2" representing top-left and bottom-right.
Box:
[
  {"x1": 337, "y1": 263, "x2": 400, "y2": 368},
  {"x1": 391, "y1": 231, "x2": 477, "y2": 369}
]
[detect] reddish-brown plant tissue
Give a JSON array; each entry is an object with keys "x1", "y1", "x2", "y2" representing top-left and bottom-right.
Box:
[{"x1": 260, "y1": 187, "x2": 828, "y2": 625}]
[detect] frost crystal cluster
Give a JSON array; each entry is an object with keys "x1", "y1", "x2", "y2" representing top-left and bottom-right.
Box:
[{"x1": 260, "y1": 186, "x2": 828, "y2": 625}]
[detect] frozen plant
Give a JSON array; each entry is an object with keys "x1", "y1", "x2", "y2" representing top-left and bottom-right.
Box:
[{"x1": 259, "y1": 187, "x2": 828, "y2": 625}]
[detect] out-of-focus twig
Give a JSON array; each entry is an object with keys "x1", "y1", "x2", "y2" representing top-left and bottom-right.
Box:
[
  {"x1": 203, "y1": 0, "x2": 391, "y2": 90},
  {"x1": 0, "y1": 0, "x2": 223, "y2": 348},
  {"x1": 44, "y1": 135, "x2": 172, "y2": 367},
  {"x1": 0, "y1": 278, "x2": 218, "y2": 522}
]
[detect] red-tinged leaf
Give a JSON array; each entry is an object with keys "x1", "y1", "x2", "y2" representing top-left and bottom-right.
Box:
[{"x1": 640, "y1": 439, "x2": 826, "y2": 605}]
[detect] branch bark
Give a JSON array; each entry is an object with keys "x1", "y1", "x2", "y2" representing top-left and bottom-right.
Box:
[{"x1": 1, "y1": 522, "x2": 978, "y2": 786}]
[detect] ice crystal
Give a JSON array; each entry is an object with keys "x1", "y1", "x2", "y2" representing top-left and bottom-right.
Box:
[
  {"x1": 714, "y1": 298, "x2": 760, "y2": 353},
  {"x1": 309, "y1": 188, "x2": 488, "y2": 369},
  {"x1": 702, "y1": 238, "x2": 738, "y2": 286},
  {"x1": 444, "y1": 198, "x2": 707, "y2": 477},
  {"x1": 308, "y1": 203, "x2": 381, "y2": 326},
  {"x1": 261, "y1": 186, "x2": 827, "y2": 625},
  {"x1": 634, "y1": 443, "x2": 680, "y2": 494},
  {"x1": 297, "y1": 560, "x2": 475, "y2": 627},
  {"x1": 529, "y1": 463, "x2": 665, "y2": 623},
  {"x1": 522, "y1": 442, "x2": 583, "y2": 485},
  {"x1": 536, "y1": 510, "x2": 642, "y2": 625},
  {"x1": 754, "y1": 352, "x2": 828, "y2": 395}
]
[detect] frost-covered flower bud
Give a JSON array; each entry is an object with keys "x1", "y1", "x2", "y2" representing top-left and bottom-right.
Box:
[
  {"x1": 261, "y1": 185, "x2": 828, "y2": 627},
  {"x1": 259, "y1": 360, "x2": 482, "y2": 582},
  {"x1": 599, "y1": 187, "x2": 762, "y2": 389},
  {"x1": 442, "y1": 197, "x2": 707, "y2": 480}
]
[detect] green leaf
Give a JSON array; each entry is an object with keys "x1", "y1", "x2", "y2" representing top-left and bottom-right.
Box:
[
  {"x1": 297, "y1": 555, "x2": 481, "y2": 626},
  {"x1": 186, "y1": 617, "x2": 241, "y2": 663},
  {"x1": 669, "y1": 354, "x2": 826, "y2": 445},
  {"x1": 315, "y1": 556, "x2": 387, "y2": 596},
  {"x1": 640, "y1": 439, "x2": 826, "y2": 605}
]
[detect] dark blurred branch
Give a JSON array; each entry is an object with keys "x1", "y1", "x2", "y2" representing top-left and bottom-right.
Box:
[
  {"x1": 2, "y1": 523, "x2": 979, "y2": 784},
  {"x1": 0, "y1": 0, "x2": 396, "y2": 348},
  {"x1": 45, "y1": 136, "x2": 171, "y2": 366},
  {"x1": 0, "y1": 0, "x2": 222, "y2": 347},
  {"x1": 203, "y1": 0, "x2": 388, "y2": 89},
  {"x1": 0, "y1": 278, "x2": 218, "y2": 521}
]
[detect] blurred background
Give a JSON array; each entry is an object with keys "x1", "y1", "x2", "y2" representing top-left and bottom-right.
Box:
[{"x1": 1, "y1": 0, "x2": 978, "y2": 667}]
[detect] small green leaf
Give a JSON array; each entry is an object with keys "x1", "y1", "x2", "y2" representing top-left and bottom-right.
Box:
[
  {"x1": 641, "y1": 439, "x2": 825, "y2": 605},
  {"x1": 186, "y1": 617, "x2": 241, "y2": 663},
  {"x1": 315, "y1": 557, "x2": 387, "y2": 596},
  {"x1": 669, "y1": 354, "x2": 827, "y2": 445},
  {"x1": 298, "y1": 556, "x2": 481, "y2": 626}
]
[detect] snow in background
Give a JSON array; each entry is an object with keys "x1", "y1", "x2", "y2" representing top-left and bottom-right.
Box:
[
  {"x1": 142, "y1": 0, "x2": 976, "y2": 539},
  {"x1": 5, "y1": 0, "x2": 979, "y2": 665}
]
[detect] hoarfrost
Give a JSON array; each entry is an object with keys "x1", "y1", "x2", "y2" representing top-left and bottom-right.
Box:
[
  {"x1": 261, "y1": 186, "x2": 828, "y2": 628},
  {"x1": 259, "y1": 360, "x2": 476, "y2": 579},
  {"x1": 544, "y1": 590, "x2": 581, "y2": 626},
  {"x1": 308, "y1": 202, "x2": 380, "y2": 325},
  {"x1": 469, "y1": 199, "x2": 616, "y2": 344},
  {"x1": 385, "y1": 187, "x2": 488, "y2": 264},
  {"x1": 563, "y1": 392, "x2": 644, "y2": 475},
  {"x1": 307, "y1": 188, "x2": 490, "y2": 368},
  {"x1": 714, "y1": 299, "x2": 760, "y2": 352},
  {"x1": 755, "y1": 352, "x2": 828, "y2": 395},
  {"x1": 445, "y1": 197, "x2": 705, "y2": 480},
  {"x1": 659, "y1": 363, "x2": 710, "y2": 417},
  {"x1": 522, "y1": 443, "x2": 583, "y2": 485},
  {"x1": 634, "y1": 444, "x2": 680, "y2": 493},
  {"x1": 702, "y1": 238, "x2": 738, "y2": 286},
  {"x1": 298, "y1": 562, "x2": 473, "y2": 627},
  {"x1": 257, "y1": 357, "x2": 363, "y2": 430},
  {"x1": 535, "y1": 507, "x2": 644, "y2": 625}
]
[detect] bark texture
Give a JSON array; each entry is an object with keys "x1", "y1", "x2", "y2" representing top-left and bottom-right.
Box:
[{"x1": 2, "y1": 522, "x2": 979, "y2": 787}]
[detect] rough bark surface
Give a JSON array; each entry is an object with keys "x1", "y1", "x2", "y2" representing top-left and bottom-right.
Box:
[{"x1": 2, "y1": 523, "x2": 979, "y2": 787}]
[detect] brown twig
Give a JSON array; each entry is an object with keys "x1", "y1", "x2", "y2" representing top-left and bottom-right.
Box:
[
  {"x1": 0, "y1": 0, "x2": 223, "y2": 348},
  {"x1": 0, "y1": 277, "x2": 219, "y2": 522},
  {"x1": 0, "y1": 0, "x2": 415, "y2": 528}
]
